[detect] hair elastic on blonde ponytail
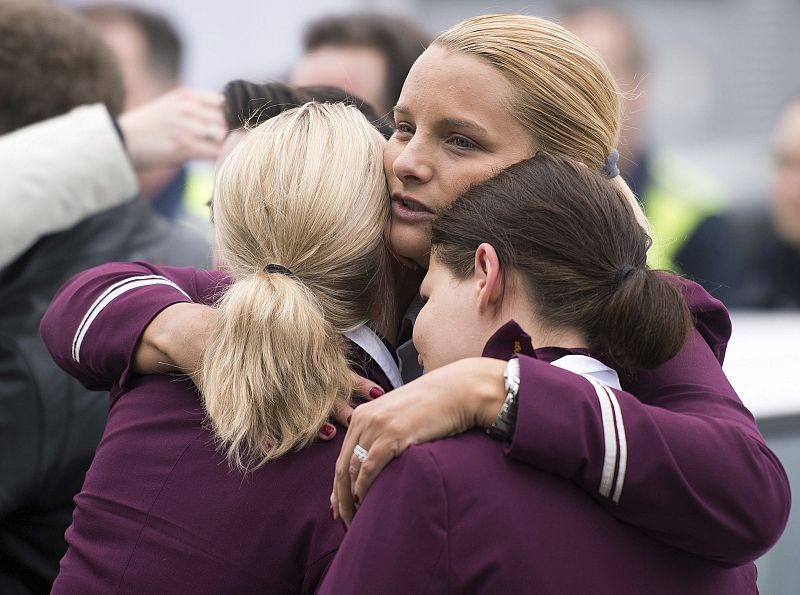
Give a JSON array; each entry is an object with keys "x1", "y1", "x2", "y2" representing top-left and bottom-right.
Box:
[{"x1": 264, "y1": 263, "x2": 294, "y2": 276}]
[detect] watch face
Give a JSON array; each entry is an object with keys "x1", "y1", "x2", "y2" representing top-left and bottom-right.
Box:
[{"x1": 504, "y1": 358, "x2": 520, "y2": 392}]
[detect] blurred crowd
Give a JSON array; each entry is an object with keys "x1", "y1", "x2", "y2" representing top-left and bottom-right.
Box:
[{"x1": 0, "y1": 0, "x2": 797, "y2": 592}]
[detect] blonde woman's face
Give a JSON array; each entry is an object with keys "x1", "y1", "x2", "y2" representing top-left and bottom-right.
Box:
[{"x1": 385, "y1": 45, "x2": 533, "y2": 268}]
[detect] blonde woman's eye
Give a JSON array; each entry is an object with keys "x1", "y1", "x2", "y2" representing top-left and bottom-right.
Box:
[
  {"x1": 449, "y1": 135, "x2": 477, "y2": 150},
  {"x1": 393, "y1": 122, "x2": 414, "y2": 136}
]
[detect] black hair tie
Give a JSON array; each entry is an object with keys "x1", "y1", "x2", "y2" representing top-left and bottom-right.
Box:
[
  {"x1": 603, "y1": 149, "x2": 620, "y2": 179},
  {"x1": 614, "y1": 265, "x2": 636, "y2": 286},
  {"x1": 264, "y1": 263, "x2": 293, "y2": 277}
]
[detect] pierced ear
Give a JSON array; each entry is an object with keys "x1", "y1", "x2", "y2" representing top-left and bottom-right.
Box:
[{"x1": 474, "y1": 243, "x2": 504, "y2": 312}]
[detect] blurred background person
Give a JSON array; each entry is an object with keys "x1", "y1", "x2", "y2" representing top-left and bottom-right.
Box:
[
  {"x1": 289, "y1": 13, "x2": 432, "y2": 118},
  {"x1": 561, "y1": 4, "x2": 738, "y2": 304},
  {"x1": 0, "y1": 1, "x2": 210, "y2": 592},
  {"x1": 0, "y1": 88, "x2": 228, "y2": 269},
  {"x1": 722, "y1": 96, "x2": 800, "y2": 308},
  {"x1": 79, "y1": 3, "x2": 221, "y2": 224}
]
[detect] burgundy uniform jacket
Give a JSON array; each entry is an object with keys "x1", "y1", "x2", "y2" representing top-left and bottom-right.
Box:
[
  {"x1": 40, "y1": 264, "x2": 396, "y2": 594},
  {"x1": 41, "y1": 263, "x2": 789, "y2": 587},
  {"x1": 318, "y1": 323, "x2": 760, "y2": 594}
]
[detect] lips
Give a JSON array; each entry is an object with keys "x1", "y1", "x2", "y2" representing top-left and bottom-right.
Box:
[{"x1": 391, "y1": 194, "x2": 435, "y2": 223}]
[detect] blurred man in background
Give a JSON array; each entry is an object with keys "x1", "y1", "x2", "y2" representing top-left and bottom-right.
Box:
[
  {"x1": 289, "y1": 13, "x2": 432, "y2": 118},
  {"x1": 724, "y1": 97, "x2": 800, "y2": 307},
  {"x1": 562, "y1": 5, "x2": 738, "y2": 303},
  {"x1": 0, "y1": 2, "x2": 209, "y2": 591},
  {"x1": 79, "y1": 3, "x2": 218, "y2": 223}
]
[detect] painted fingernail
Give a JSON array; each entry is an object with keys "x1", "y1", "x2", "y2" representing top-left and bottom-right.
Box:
[
  {"x1": 346, "y1": 414, "x2": 352, "y2": 426},
  {"x1": 369, "y1": 387, "x2": 384, "y2": 399},
  {"x1": 353, "y1": 494, "x2": 361, "y2": 506},
  {"x1": 320, "y1": 424, "x2": 334, "y2": 437}
]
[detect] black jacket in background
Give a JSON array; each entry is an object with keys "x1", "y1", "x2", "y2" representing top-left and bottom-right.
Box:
[
  {"x1": 0, "y1": 200, "x2": 210, "y2": 594},
  {"x1": 718, "y1": 210, "x2": 800, "y2": 309}
]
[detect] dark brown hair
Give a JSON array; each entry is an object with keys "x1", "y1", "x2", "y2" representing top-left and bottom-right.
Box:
[
  {"x1": 0, "y1": 0, "x2": 125, "y2": 134},
  {"x1": 431, "y1": 153, "x2": 691, "y2": 370},
  {"x1": 302, "y1": 13, "x2": 432, "y2": 114},
  {"x1": 222, "y1": 80, "x2": 393, "y2": 138},
  {"x1": 78, "y1": 3, "x2": 183, "y2": 85}
]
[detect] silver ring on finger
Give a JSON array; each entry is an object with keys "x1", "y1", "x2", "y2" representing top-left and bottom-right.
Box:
[{"x1": 353, "y1": 444, "x2": 369, "y2": 463}]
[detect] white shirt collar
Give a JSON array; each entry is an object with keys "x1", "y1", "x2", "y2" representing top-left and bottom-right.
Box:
[
  {"x1": 343, "y1": 325, "x2": 403, "y2": 389},
  {"x1": 549, "y1": 354, "x2": 621, "y2": 390}
]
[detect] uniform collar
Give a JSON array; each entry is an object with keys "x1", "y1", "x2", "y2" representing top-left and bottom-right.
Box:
[
  {"x1": 481, "y1": 320, "x2": 537, "y2": 361},
  {"x1": 481, "y1": 320, "x2": 621, "y2": 389},
  {"x1": 479, "y1": 320, "x2": 591, "y2": 363}
]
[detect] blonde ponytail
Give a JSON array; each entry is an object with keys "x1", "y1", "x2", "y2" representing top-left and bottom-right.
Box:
[
  {"x1": 201, "y1": 274, "x2": 351, "y2": 469},
  {"x1": 201, "y1": 102, "x2": 391, "y2": 471}
]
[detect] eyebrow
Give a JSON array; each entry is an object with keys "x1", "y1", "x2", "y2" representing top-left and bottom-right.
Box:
[{"x1": 393, "y1": 105, "x2": 489, "y2": 135}]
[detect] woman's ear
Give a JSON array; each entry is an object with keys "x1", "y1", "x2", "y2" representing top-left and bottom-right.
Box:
[{"x1": 473, "y1": 243, "x2": 504, "y2": 312}]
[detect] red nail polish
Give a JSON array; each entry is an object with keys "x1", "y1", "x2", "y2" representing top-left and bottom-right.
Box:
[
  {"x1": 346, "y1": 414, "x2": 352, "y2": 426},
  {"x1": 369, "y1": 387, "x2": 384, "y2": 399},
  {"x1": 353, "y1": 494, "x2": 360, "y2": 506},
  {"x1": 321, "y1": 424, "x2": 334, "y2": 437}
]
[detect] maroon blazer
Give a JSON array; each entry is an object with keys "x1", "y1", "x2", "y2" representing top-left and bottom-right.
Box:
[
  {"x1": 41, "y1": 263, "x2": 789, "y2": 579},
  {"x1": 51, "y1": 375, "x2": 346, "y2": 594},
  {"x1": 317, "y1": 326, "x2": 759, "y2": 594},
  {"x1": 40, "y1": 264, "x2": 394, "y2": 594}
]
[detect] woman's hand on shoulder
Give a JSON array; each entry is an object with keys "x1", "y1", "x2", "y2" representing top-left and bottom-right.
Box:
[
  {"x1": 317, "y1": 371, "x2": 390, "y2": 441},
  {"x1": 331, "y1": 357, "x2": 507, "y2": 525}
]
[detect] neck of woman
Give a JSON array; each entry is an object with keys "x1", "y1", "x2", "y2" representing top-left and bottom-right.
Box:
[{"x1": 499, "y1": 296, "x2": 588, "y2": 352}]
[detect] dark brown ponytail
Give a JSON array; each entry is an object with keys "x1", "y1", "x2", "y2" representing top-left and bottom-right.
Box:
[
  {"x1": 597, "y1": 268, "x2": 692, "y2": 369},
  {"x1": 431, "y1": 153, "x2": 692, "y2": 370}
]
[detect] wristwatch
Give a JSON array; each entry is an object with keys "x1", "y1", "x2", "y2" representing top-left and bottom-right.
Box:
[{"x1": 486, "y1": 357, "x2": 520, "y2": 441}]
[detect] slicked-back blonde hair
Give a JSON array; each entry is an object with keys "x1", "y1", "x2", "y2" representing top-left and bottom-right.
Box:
[
  {"x1": 435, "y1": 14, "x2": 648, "y2": 229},
  {"x1": 202, "y1": 102, "x2": 392, "y2": 471}
]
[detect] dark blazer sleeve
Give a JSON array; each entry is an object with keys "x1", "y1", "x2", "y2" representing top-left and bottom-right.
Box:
[
  {"x1": 39, "y1": 262, "x2": 229, "y2": 391},
  {"x1": 317, "y1": 446, "x2": 450, "y2": 595},
  {"x1": 0, "y1": 338, "x2": 39, "y2": 518},
  {"x1": 505, "y1": 328, "x2": 790, "y2": 566}
]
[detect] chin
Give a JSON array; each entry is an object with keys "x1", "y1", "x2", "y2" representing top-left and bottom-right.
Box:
[{"x1": 389, "y1": 224, "x2": 432, "y2": 268}]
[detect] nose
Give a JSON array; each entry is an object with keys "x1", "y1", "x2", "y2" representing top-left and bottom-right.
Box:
[{"x1": 391, "y1": 136, "x2": 434, "y2": 185}]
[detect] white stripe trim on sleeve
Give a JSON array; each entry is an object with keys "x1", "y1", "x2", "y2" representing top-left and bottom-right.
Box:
[
  {"x1": 71, "y1": 275, "x2": 191, "y2": 363},
  {"x1": 589, "y1": 378, "x2": 618, "y2": 499},
  {"x1": 606, "y1": 386, "x2": 628, "y2": 504}
]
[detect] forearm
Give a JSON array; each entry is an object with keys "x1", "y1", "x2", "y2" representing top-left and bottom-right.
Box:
[
  {"x1": 134, "y1": 302, "x2": 215, "y2": 376},
  {"x1": 506, "y1": 339, "x2": 790, "y2": 565},
  {"x1": 40, "y1": 262, "x2": 226, "y2": 389},
  {"x1": 431, "y1": 357, "x2": 507, "y2": 429}
]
